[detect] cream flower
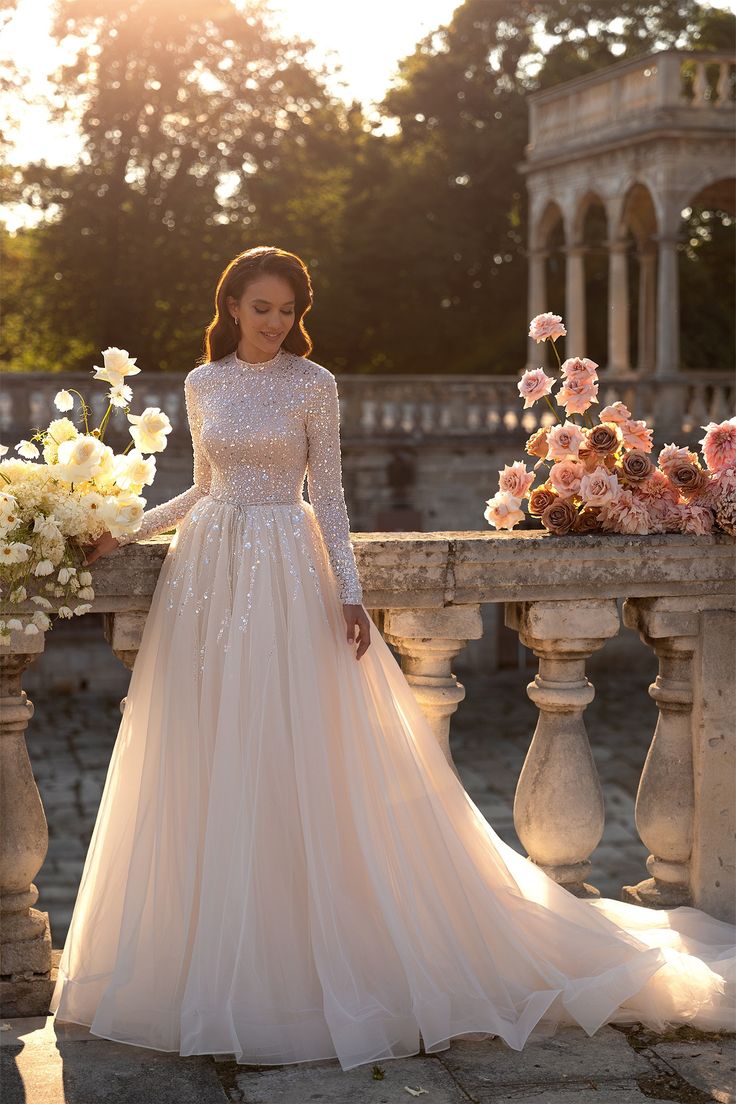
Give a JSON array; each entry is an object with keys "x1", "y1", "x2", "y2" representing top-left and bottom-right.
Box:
[
  {"x1": 113, "y1": 448, "x2": 156, "y2": 491},
  {"x1": 109, "y1": 381, "x2": 134, "y2": 408},
  {"x1": 484, "y1": 491, "x2": 525, "y2": 530},
  {"x1": 91, "y1": 346, "x2": 142, "y2": 386},
  {"x1": 0, "y1": 540, "x2": 31, "y2": 564},
  {"x1": 127, "y1": 407, "x2": 172, "y2": 453},
  {"x1": 33, "y1": 559, "x2": 55, "y2": 576},
  {"x1": 16, "y1": 439, "x2": 40, "y2": 459},
  {"x1": 54, "y1": 389, "x2": 74, "y2": 412},
  {"x1": 102, "y1": 493, "x2": 146, "y2": 537},
  {"x1": 56, "y1": 435, "x2": 107, "y2": 483}
]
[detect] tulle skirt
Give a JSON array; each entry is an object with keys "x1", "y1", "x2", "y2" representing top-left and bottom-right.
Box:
[{"x1": 49, "y1": 495, "x2": 736, "y2": 1070}]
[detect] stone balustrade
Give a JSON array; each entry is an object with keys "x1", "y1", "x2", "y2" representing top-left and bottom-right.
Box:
[
  {"x1": 1, "y1": 531, "x2": 734, "y2": 1017},
  {"x1": 1, "y1": 371, "x2": 732, "y2": 452},
  {"x1": 527, "y1": 49, "x2": 736, "y2": 157}
]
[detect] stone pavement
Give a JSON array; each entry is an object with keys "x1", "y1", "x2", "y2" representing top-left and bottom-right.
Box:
[{"x1": 5, "y1": 613, "x2": 733, "y2": 1103}]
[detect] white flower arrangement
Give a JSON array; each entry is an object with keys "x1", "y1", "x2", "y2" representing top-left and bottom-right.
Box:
[{"x1": 0, "y1": 347, "x2": 171, "y2": 641}]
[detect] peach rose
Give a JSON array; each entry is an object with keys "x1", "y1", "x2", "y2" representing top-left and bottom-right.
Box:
[
  {"x1": 598, "y1": 401, "x2": 632, "y2": 425},
  {"x1": 518, "y1": 368, "x2": 555, "y2": 409},
  {"x1": 619, "y1": 449, "x2": 653, "y2": 484},
  {"x1": 586, "y1": 422, "x2": 622, "y2": 456},
  {"x1": 668, "y1": 461, "x2": 709, "y2": 498},
  {"x1": 546, "y1": 420, "x2": 585, "y2": 461},
  {"x1": 528, "y1": 312, "x2": 566, "y2": 343},
  {"x1": 528, "y1": 484, "x2": 558, "y2": 516},
  {"x1": 560, "y1": 356, "x2": 598, "y2": 382},
  {"x1": 525, "y1": 426, "x2": 550, "y2": 459},
  {"x1": 484, "y1": 491, "x2": 525, "y2": 530},
  {"x1": 699, "y1": 417, "x2": 736, "y2": 472},
  {"x1": 620, "y1": 419, "x2": 654, "y2": 453},
  {"x1": 549, "y1": 458, "x2": 585, "y2": 499},
  {"x1": 498, "y1": 461, "x2": 535, "y2": 499},
  {"x1": 577, "y1": 444, "x2": 601, "y2": 473},
  {"x1": 658, "y1": 443, "x2": 698, "y2": 477},
  {"x1": 556, "y1": 375, "x2": 599, "y2": 416},
  {"x1": 580, "y1": 467, "x2": 619, "y2": 506},
  {"x1": 541, "y1": 498, "x2": 577, "y2": 535},
  {"x1": 573, "y1": 506, "x2": 602, "y2": 532}
]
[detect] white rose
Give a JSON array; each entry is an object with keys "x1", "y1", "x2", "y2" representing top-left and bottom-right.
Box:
[
  {"x1": 56, "y1": 435, "x2": 107, "y2": 483},
  {"x1": 127, "y1": 407, "x2": 172, "y2": 454},
  {"x1": 113, "y1": 448, "x2": 156, "y2": 491},
  {"x1": 91, "y1": 346, "x2": 141, "y2": 386},
  {"x1": 102, "y1": 493, "x2": 146, "y2": 537}
]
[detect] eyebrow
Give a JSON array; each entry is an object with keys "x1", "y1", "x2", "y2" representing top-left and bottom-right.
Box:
[{"x1": 250, "y1": 297, "x2": 295, "y2": 305}]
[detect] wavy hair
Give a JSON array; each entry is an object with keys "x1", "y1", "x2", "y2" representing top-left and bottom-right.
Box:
[{"x1": 200, "y1": 246, "x2": 314, "y2": 364}]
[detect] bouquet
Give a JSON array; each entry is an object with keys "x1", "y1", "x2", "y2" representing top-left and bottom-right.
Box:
[
  {"x1": 484, "y1": 313, "x2": 736, "y2": 537},
  {"x1": 0, "y1": 347, "x2": 172, "y2": 641}
]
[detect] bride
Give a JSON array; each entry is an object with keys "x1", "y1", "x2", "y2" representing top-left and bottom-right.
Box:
[{"x1": 50, "y1": 245, "x2": 735, "y2": 1071}]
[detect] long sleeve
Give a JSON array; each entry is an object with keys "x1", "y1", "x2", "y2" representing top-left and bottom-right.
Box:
[
  {"x1": 117, "y1": 374, "x2": 212, "y2": 546},
  {"x1": 305, "y1": 370, "x2": 363, "y2": 605}
]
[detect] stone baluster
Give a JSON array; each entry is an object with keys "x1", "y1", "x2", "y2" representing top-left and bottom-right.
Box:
[
  {"x1": 504, "y1": 599, "x2": 620, "y2": 898},
  {"x1": 382, "y1": 606, "x2": 484, "y2": 779},
  {"x1": 692, "y1": 60, "x2": 708, "y2": 105},
  {"x1": 0, "y1": 631, "x2": 54, "y2": 1016},
  {"x1": 620, "y1": 598, "x2": 697, "y2": 909},
  {"x1": 103, "y1": 612, "x2": 146, "y2": 711}
]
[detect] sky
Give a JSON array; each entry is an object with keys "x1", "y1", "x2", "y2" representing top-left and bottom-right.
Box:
[{"x1": 1, "y1": 0, "x2": 735, "y2": 231}]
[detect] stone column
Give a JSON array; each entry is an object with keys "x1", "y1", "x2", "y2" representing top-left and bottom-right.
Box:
[
  {"x1": 0, "y1": 632, "x2": 55, "y2": 1017},
  {"x1": 505, "y1": 599, "x2": 620, "y2": 897},
  {"x1": 655, "y1": 231, "x2": 680, "y2": 377},
  {"x1": 564, "y1": 243, "x2": 586, "y2": 359},
  {"x1": 382, "y1": 605, "x2": 484, "y2": 778},
  {"x1": 607, "y1": 238, "x2": 630, "y2": 372},
  {"x1": 526, "y1": 247, "x2": 549, "y2": 371},
  {"x1": 637, "y1": 243, "x2": 657, "y2": 374},
  {"x1": 620, "y1": 598, "x2": 697, "y2": 909}
]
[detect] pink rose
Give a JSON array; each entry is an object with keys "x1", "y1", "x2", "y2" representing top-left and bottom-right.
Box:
[
  {"x1": 598, "y1": 401, "x2": 632, "y2": 425},
  {"x1": 556, "y1": 375, "x2": 599, "y2": 416},
  {"x1": 597, "y1": 487, "x2": 651, "y2": 534},
  {"x1": 580, "y1": 467, "x2": 619, "y2": 507},
  {"x1": 620, "y1": 419, "x2": 654, "y2": 453},
  {"x1": 546, "y1": 420, "x2": 585, "y2": 461},
  {"x1": 699, "y1": 417, "x2": 736, "y2": 472},
  {"x1": 549, "y1": 458, "x2": 585, "y2": 498},
  {"x1": 484, "y1": 491, "x2": 525, "y2": 530},
  {"x1": 528, "y1": 312, "x2": 566, "y2": 343},
  {"x1": 518, "y1": 368, "x2": 555, "y2": 409},
  {"x1": 498, "y1": 461, "x2": 535, "y2": 499},
  {"x1": 560, "y1": 356, "x2": 598, "y2": 382}
]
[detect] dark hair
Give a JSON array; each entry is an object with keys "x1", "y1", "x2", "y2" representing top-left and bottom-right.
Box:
[{"x1": 200, "y1": 245, "x2": 314, "y2": 364}]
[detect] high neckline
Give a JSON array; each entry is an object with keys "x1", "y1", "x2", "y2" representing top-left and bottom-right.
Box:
[{"x1": 232, "y1": 347, "x2": 287, "y2": 370}]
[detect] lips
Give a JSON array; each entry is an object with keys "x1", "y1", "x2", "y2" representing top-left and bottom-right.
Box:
[{"x1": 262, "y1": 332, "x2": 281, "y2": 339}]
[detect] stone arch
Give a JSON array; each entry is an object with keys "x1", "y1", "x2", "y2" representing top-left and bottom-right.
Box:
[
  {"x1": 532, "y1": 199, "x2": 565, "y2": 250},
  {"x1": 679, "y1": 176, "x2": 736, "y2": 372}
]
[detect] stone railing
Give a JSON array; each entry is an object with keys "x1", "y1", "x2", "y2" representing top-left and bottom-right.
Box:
[
  {"x1": 527, "y1": 49, "x2": 735, "y2": 159},
  {"x1": 1, "y1": 371, "x2": 732, "y2": 450},
  {"x1": 1, "y1": 531, "x2": 734, "y2": 1016}
]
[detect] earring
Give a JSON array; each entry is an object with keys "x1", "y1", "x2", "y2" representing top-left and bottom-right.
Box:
[{"x1": 233, "y1": 316, "x2": 239, "y2": 326}]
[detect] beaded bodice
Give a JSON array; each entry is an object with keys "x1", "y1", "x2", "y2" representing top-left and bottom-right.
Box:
[{"x1": 117, "y1": 348, "x2": 363, "y2": 604}]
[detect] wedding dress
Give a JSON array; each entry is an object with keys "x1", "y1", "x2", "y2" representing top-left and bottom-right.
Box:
[{"x1": 49, "y1": 346, "x2": 735, "y2": 1070}]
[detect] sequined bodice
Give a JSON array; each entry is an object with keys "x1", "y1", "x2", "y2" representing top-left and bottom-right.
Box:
[{"x1": 117, "y1": 348, "x2": 363, "y2": 604}]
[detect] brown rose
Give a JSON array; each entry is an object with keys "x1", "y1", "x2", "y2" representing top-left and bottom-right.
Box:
[
  {"x1": 525, "y1": 427, "x2": 550, "y2": 459},
  {"x1": 528, "y1": 484, "x2": 557, "y2": 516},
  {"x1": 541, "y1": 498, "x2": 577, "y2": 535},
  {"x1": 586, "y1": 422, "x2": 621, "y2": 456},
  {"x1": 573, "y1": 506, "x2": 602, "y2": 532},
  {"x1": 619, "y1": 449, "x2": 653, "y2": 484},
  {"x1": 669, "y1": 461, "x2": 709, "y2": 498}
]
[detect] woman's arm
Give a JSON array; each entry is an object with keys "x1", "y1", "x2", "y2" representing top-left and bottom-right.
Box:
[
  {"x1": 116, "y1": 373, "x2": 212, "y2": 546},
  {"x1": 305, "y1": 370, "x2": 363, "y2": 605}
]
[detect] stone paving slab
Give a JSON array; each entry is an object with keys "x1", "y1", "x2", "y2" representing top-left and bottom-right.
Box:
[
  {"x1": 0, "y1": 1016, "x2": 228, "y2": 1104},
  {"x1": 650, "y1": 1037, "x2": 736, "y2": 1103}
]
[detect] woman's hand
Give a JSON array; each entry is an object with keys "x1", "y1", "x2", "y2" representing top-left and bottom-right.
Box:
[
  {"x1": 81, "y1": 530, "x2": 121, "y2": 565},
  {"x1": 343, "y1": 603, "x2": 371, "y2": 660}
]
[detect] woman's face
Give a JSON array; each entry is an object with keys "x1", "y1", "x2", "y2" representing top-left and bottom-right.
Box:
[{"x1": 229, "y1": 273, "x2": 296, "y2": 358}]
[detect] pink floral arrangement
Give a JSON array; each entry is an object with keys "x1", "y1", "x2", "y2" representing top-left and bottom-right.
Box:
[{"x1": 484, "y1": 313, "x2": 736, "y2": 537}]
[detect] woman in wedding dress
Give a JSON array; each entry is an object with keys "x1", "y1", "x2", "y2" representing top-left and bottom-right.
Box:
[{"x1": 50, "y1": 245, "x2": 735, "y2": 1071}]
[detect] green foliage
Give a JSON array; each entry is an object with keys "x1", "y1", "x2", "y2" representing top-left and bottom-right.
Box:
[{"x1": 1, "y1": 0, "x2": 734, "y2": 375}]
